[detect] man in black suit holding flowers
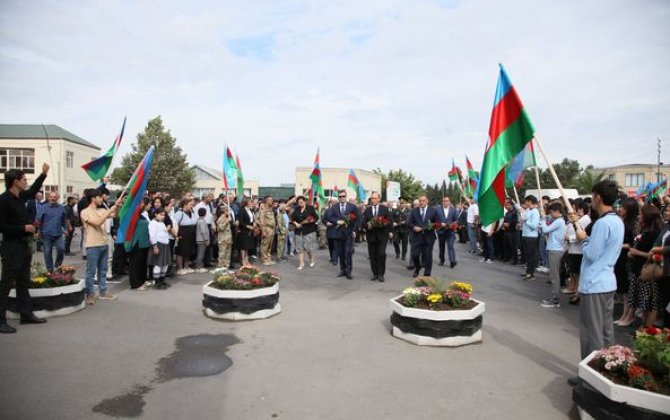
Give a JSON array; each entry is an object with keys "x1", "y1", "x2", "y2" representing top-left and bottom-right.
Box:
[
  {"x1": 407, "y1": 196, "x2": 439, "y2": 277},
  {"x1": 324, "y1": 190, "x2": 359, "y2": 279},
  {"x1": 362, "y1": 192, "x2": 393, "y2": 282}
]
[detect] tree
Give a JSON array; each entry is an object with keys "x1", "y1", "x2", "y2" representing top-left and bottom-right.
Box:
[
  {"x1": 519, "y1": 158, "x2": 581, "y2": 196},
  {"x1": 373, "y1": 168, "x2": 424, "y2": 201},
  {"x1": 111, "y1": 116, "x2": 195, "y2": 198},
  {"x1": 425, "y1": 182, "x2": 441, "y2": 204},
  {"x1": 574, "y1": 166, "x2": 605, "y2": 194}
]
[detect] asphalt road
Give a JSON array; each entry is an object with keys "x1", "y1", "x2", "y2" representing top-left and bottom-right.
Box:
[{"x1": 0, "y1": 238, "x2": 631, "y2": 420}]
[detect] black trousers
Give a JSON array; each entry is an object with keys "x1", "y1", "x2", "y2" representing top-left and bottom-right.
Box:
[
  {"x1": 0, "y1": 240, "x2": 34, "y2": 320},
  {"x1": 64, "y1": 230, "x2": 74, "y2": 252},
  {"x1": 336, "y1": 238, "x2": 354, "y2": 275},
  {"x1": 503, "y1": 230, "x2": 518, "y2": 263},
  {"x1": 368, "y1": 238, "x2": 387, "y2": 276},
  {"x1": 327, "y1": 238, "x2": 338, "y2": 262},
  {"x1": 523, "y1": 237, "x2": 539, "y2": 275},
  {"x1": 393, "y1": 230, "x2": 408, "y2": 258},
  {"x1": 112, "y1": 242, "x2": 128, "y2": 276},
  {"x1": 412, "y1": 241, "x2": 434, "y2": 275},
  {"x1": 128, "y1": 245, "x2": 149, "y2": 289}
]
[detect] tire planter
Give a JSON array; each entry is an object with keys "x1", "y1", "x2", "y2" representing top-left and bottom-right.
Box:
[
  {"x1": 389, "y1": 296, "x2": 484, "y2": 346},
  {"x1": 202, "y1": 282, "x2": 281, "y2": 321},
  {"x1": 7, "y1": 279, "x2": 86, "y2": 319},
  {"x1": 574, "y1": 351, "x2": 670, "y2": 419}
]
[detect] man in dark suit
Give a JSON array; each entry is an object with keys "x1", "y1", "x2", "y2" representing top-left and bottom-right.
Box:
[
  {"x1": 407, "y1": 195, "x2": 439, "y2": 277},
  {"x1": 323, "y1": 190, "x2": 359, "y2": 279},
  {"x1": 436, "y1": 197, "x2": 459, "y2": 268},
  {"x1": 362, "y1": 192, "x2": 393, "y2": 282},
  {"x1": 323, "y1": 198, "x2": 339, "y2": 265}
]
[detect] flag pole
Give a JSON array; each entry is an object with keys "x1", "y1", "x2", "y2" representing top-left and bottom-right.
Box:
[
  {"x1": 533, "y1": 135, "x2": 575, "y2": 214},
  {"x1": 513, "y1": 185, "x2": 521, "y2": 204}
]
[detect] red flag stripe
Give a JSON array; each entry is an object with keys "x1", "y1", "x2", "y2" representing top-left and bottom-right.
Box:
[{"x1": 488, "y1": 87, "x2": 524, "y2": 148}]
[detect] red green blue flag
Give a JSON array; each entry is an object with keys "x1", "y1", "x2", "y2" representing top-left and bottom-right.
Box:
[
  {"x1": 646, "y1": 179, "x2": 667, "y2": 202},
  {"x1": 235, "y1": 153, "x2": 245, "y2": 199},
  {"x1": 505, "y1": 140, "x2": 537, "y2": 188},
  {"x1": 82, "y1": 117, "x2": 126, "y2": 181},
  {"x1": 347, "y1": 169, "x2": 366, "y2": 203},
  {"x1": 464, "y1": 156, "x2": 478, "y2": 199},
  {"x1": 478, "y1": 64, "x2": 535, "y2": 225},
  {"x1": 223, "y1": 146, "x2": 237, "y2": 190},
  {"x1": 117, "y1": 146, "x2": 155, "y2": 251},
  {"x1": 448, "y1": 158, "x2": 462, "y2": 182},
  {"x1": 308, "y1": 148, "x2": 326, "y2": 207}
]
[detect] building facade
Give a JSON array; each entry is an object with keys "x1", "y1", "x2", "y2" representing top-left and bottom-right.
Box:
[
  {"x1": 191, "y1": 164, "x2": 258, "y2": 198},
  {"x1": 0, "y1": 124, "x2": 101, "y2": 197},
  {"x1": 294, "y1": 167, "x2": 382, "y2": 201},
  {"x1": 594, "y1": 164, "x2": 670, "y2": 195}
]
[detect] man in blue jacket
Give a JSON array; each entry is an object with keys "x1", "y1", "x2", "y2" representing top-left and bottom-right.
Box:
[
  {"x1": 436, "y1": 197, "x2": 459, "y2": 268},
  {"x1": 323, "y1": 190, "x2": 360, "y2": 280},
  {"x1": 407, "y1": 196, "x2": 439, "y2": 277}
]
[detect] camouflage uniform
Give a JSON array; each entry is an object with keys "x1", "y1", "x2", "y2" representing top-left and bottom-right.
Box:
[
  {"x1": 259, "y1": 204, "x2": 276, "y2": 265},
  {"x1": 317, "y1": 207, "x2": 328, "y2": 249},
  {"x1": 216, "y1": 210, "x2": 233, "y2": 269},
  {"x1": 276, "y1": 209, "x2": 288, "y2": 259},
  {"x1": 392, "y1": 206, "x2": 410, "y2": 259}
]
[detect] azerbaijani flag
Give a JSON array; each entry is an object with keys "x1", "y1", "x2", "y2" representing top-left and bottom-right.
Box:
[
  {"x1": 308, "y1": 148, "x2": 326, "y2": 207},
  {"x1": 464, "y1": 156, "x2": 478, "y2": 198},
  {"x1": 478, "y1": 64, "x2": 535, "y2": 225},
  {"x1": 223, "y1": 146, "x2": 237, "y2": 190},
  {"x1": 505, "y1": 140, "x2": 537, "y2": 188},
  {"x1": 82, "y1": 117, "x2": 126, "y2": 181},
  {"x1": 117, "y1": 146, "x2": 155, "y2": 251},
  {"x1": 448, "y1": 158, "x2": 462, "y2": 182},
  {"x1": 348, "y1": 169, "x2": 366, "y2": 203},
  {"x1": 646, "y1": 179, "x2": 667, "y2": 202},
  {"x1": 236, "y1": 153, "x2": 245, "y2": 199}
]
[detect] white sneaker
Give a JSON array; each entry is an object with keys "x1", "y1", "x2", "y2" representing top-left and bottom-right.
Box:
[
  {"x1": 309, "y1": 261, "x2": 315, "y2": 268},
  {"x1": 486, "y1": 259, "x2": 493, "y2": 264},
  {"x1": 138, "y1": 282, "x2": 151, "y2": 291},
  {"x1": 196, "y1": 268, "x2": 208, "y2": 273},
  {"x1": 106, "y1": 273, "x2": 113, "y2": 279},
  {"x1": 186, "y1": 268, "x2": 195, "y2": 274},
  {"x1": 177, "y1": 269, "x2": 188, "y2": 276}
]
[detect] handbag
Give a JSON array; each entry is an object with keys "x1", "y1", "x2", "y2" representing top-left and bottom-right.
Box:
[{"x1": 639, "y1": 256, "x2": 664, "y2": 283}]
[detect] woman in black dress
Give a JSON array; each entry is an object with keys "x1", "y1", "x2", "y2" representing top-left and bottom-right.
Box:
[
  {"x1": 614, "y1": 197, "x2": 638, "y2": 322},
  {"x1": 620, "y1": 204, "x2": 662, "y2": 327},
  {"x1": 174, "y1": 198, "x2": 197, "y2": 275},
  {"x1": 291, "y1": 196, "x2": 318, "y2": 270},
  {"x1": 238, "y1": 198, "x2": 257, "y2": 267}
]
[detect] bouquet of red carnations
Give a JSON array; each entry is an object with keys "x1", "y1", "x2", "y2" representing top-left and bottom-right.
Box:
[{"x1": 368, "y1": 216, "x2": 389, "y2": 230}]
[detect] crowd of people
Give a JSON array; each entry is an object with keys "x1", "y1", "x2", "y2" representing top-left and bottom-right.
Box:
[{"x1": 1, "y1": 162, "x2": 669, "y2": 371}]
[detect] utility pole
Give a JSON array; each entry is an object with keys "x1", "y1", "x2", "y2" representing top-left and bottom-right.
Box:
[{"x1": 658, "y1": 137, "x2": 662, "y2": 182}]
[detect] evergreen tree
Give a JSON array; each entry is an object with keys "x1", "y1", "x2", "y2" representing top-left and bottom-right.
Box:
[{"x1": 111, "y1": 116, "x2": 195, "y2": 198}]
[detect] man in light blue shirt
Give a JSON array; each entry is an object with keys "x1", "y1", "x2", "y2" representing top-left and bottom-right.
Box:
[
  {"x1": 540, "y1": 202, "x2": 567, "y2": 308},
  {"x1": 520, "y1": 195, "x2": 540, "y2": 280},
  {"x1": 567, "y1": 181, "x2": 624, "y2": 386}
]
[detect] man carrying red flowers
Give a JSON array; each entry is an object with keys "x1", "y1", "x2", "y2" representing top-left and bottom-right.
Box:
[
  {"x1": 362, "y1": 192, "x2": 393, "y2": 282},
  {"x1": 323, "y1": 190, "x2": 360, "y2": 280},
  {"x1": 407, "y1": 195, "x2": 439, "y2": 277}
]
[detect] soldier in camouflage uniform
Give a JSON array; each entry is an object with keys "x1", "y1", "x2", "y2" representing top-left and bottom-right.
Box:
[
  {"x1": 216, "y1": 204, "x2": 233, "y2": 269},
  {"x1": 276, "y1": 200, "x2": 289, "y2": 260},
  {"x1": 259, "y1": 196, "x2": 276, "y2": 266},
  {"x1": 317, "y1": 202, "x2": 328, "y2": 249},
  {"x1": 392, "y1": 199, "x2": 411, "y2": 260}
]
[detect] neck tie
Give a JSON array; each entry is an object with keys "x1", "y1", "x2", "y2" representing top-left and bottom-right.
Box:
[
  {"x1": 373, "y1": 206, "x2": 377, "y2": 217},
  {"x1": 421, "y1": 208, "x2": 425, "y2": 221},
  {"x1": 341, "y1": 205, "x2": 345, "y2": 214}
]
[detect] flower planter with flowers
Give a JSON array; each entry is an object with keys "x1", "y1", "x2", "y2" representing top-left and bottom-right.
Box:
[
  {"x1": 389, "y1": 278, "x2": 484, "y2": 346},
  {"x1": 8, "y1": 264, "x2": 85, "y2": 319},
  {"x1": 574, "y1": 327, "x2": 670, "y2": 419},
  {"x1": 202, "y1": 266, "x2": 281, "y2": 321}
]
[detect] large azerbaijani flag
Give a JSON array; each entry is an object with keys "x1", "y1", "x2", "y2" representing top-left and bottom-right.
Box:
[
  {"x1": 222, "y1": 146, "x2": 237, "y2": 190},
  {"x1": 235, "y1": 153, "x2": 245, "y2": 199},
  {"x1": 505, "y1": 140, "x2": 537, "y2": 188},
  {"x1": 117, "y1": 146, "x2": 155, "y2": 251},
  {"x1": 347, "y1": 169, "x2": 366, "y2": 203},
  {"x1": 82, "y1": 117, "x2": 126, "y2": 181},
  {"x1": 308, "y1": 148, "x2": 326, "y2": 207},
  {"x1": 646, "y1": 179, "x2": 668, "y2": 202},
  {"x1": 477, "y1": 64, "x2": 535, "y2": 225}
]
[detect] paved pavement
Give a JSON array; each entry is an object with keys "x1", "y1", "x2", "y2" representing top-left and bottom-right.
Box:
[{"x1": 0, "y1": 238, "x2": 631, "y2": 420}]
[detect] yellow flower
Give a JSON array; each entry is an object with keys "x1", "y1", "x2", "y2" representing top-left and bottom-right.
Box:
[
  {"x1": 451, "y1": 281, "x2": 473, "y2": 294},
  {"x1": 427, "y1": 293, "x2": 443, "y2": 303},
  {"x1": 33, "y1": 277, "x2": 47, "y2": 283}
]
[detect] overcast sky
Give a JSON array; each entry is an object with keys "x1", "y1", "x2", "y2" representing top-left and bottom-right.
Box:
[{"x1": 1, "y1": 0, "x2": 668, "y2": 186}]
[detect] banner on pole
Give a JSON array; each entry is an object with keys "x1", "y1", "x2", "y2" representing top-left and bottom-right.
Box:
[{"x1": 386, "y1": 181, "x2": 401, "y2": 202}]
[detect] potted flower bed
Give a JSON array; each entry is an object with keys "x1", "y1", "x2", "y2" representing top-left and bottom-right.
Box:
[
  {"x1": 8, "y1": 264, "x2": 85, "y2": 319},
  {"x1": 574, "y1": 327, "x2": 670, "y2": 419},
  {"x1": 202, "y1": 266, "x2": 281, "y2": 321},
  {"x1": 389, "y1": 278, "x2": 484, "y2": 346}
]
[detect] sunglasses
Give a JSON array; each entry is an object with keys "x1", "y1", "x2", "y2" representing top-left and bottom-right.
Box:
[{"x1": 338, "y1": 195, "x2": 346, "y2": 198}]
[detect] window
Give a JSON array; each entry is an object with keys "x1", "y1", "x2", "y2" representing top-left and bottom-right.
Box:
[
  {"x1": 0, "y1": 148, "x2": 35, "y2": 173},
  {"x1": 66, "y1": 186, "x2": 73, "y2": 194},
  {"x1": 66, "y1": 151, "x2": 74, "y2": 168},
  {"x1": 44, "y1": 185, "x2": 58, "y2": 193},
  {"x1": 624, "y1": 173, "x2": 644, "y2": 187}
]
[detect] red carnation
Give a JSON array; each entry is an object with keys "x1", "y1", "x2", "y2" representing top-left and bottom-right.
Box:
[{"x1": 644, "y1": 326, "x2": 660, "y2": 335}]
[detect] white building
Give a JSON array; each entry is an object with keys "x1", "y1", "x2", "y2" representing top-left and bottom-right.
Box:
[
  {"x1": 191, "y1": 164, "x2": 258, "y2": 198},
  {"x1": 0, "y1": 124, "x2": 102, "y2": 197}
]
